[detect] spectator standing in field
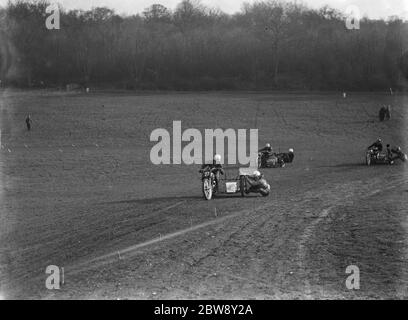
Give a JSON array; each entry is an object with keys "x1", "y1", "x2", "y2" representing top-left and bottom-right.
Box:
[
  {"x1": 385, "y1": 105, "x2": 391, "y2": 120},
  {"x1": 25, "y1": 115, "x2": 32, "y2": 131},
  {"x1": 379, "y1": 106, "x2": 386, "y2": 122}
]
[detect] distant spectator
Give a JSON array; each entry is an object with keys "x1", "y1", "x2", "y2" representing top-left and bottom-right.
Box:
[
  {"x1": 379, "y1": 106, "x2": 386, "y2": 122},
  {"x1": 385, "y1": 105, "x2": 391, "y2": 120},
  {"x1": 25, "y1": 115, "x2": 32, "y2": 131}
]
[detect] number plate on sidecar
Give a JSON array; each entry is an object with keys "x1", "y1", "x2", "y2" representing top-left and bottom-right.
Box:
[{"x1": 225, "y1": 182, "x2": 238, "y2": 193}]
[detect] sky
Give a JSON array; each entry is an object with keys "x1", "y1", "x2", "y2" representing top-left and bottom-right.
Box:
[{"x1": 1, "y1": 0, "x2": 408, "y2": 20}]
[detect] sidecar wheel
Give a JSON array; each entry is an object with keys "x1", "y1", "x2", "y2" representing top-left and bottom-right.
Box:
[{"x1": 260, "y1": 189, "x2": 270, "y2": 197}]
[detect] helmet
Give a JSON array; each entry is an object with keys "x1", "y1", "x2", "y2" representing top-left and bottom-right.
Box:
[
  {"x1": 397, "y1": 146, "x2": 401, "y2": 152},
  {"x1": 253, "y1": 170, "x2": 261, "y2": 177},
  {"x1": 289, "y1": 148, "x2": 294, "y2": 153},
  {"x1": 266, "y1": 143, "x2": 271, "y2": 148},
  {"x1": 377, "y1": 138, "x2": 382, "y2": 142},
  {"x1": 213, "y1": 154, "x2": 222, "y2": 163}
]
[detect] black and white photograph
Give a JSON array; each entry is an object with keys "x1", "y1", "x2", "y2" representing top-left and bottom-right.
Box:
[{"x1": 0, "y1": 0, "x2": 407, "y2": 304}]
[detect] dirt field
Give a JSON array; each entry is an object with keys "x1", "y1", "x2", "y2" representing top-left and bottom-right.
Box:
[{"x1": 0, "y1": 90, "x2": 407, "y2": 299}]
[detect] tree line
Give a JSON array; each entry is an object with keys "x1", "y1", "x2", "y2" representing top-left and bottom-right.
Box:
[{"x1": 0, "y1": 0, "x2": 407, "y2": 91}]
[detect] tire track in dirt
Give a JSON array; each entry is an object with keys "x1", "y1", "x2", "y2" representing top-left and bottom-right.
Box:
[
  {"x1": 149, "y1": 179, "x2": 357, "y2": 299},
  {"x1": 50, "y1": 201, "x2": 276, "y2": 279},
  {"x1": 297, "y1": 175, "x2": 408, "y2": 297},
  {"x1": 1, "y1": 199, "x2": 188, "y2": 287},
  {"x1": 33, "y1": 171, "x2": 408, "y2": 299},
  {"x1": 115, "y1": 201, "x2": 186, "y2": 224}
]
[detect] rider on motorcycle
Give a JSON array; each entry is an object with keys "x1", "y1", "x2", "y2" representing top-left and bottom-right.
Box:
[
  {"x1": 368, "y1": 138, "x2": 383, "y2": 158},
  {"x1": 287, "y1": 148, "x2": 294, "y2": 163},
  {"x1": 258, "y1": 143, "x2": 273, "y2": 166},
  {"x1": 246, "y1": 170, "x2": 263, "y2": 193},
  {"x1": 391, "y1": 146, "x2": 401, "y2": 154},
  {"x1": 199, "y1": 154, "x2": 224, "y2": 190},
  {"x1": 391, "y1": 146, "x2": 405, "y2": 161},
  {"x1": 386, "y1": 144, "x2": 393, "y2": 161},
  {"x1": 259, "y1": 143, "x2": 273, "y2": 154},
  {"x1": 276, "y1": 148, "x2": 294, "y2": 164}
]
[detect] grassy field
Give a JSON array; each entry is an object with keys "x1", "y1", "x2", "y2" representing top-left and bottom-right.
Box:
[{"x1": 0, "y1": 89, "x2": 407, "y2": 299}]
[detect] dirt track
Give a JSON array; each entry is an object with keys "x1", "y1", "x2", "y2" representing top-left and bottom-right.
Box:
[{"x1": 0, "y1": 90, "x2": 407, "y2": 299}]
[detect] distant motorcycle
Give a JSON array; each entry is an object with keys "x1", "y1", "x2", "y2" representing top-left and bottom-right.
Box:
[
  {"x1": 257, "y1": 149, "x2": 294, "y2": 169},
  {"x1": 257, "y1": 152, "x2": 285, "y2": 168},
  {"x1": 366, "y1": 147, "x2": 407, "y2": 166}
]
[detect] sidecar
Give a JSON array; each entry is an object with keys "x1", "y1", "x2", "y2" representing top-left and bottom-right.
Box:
[
  {"x1": 217, "y1": 168, "x2": 270, "y2": 198},
  {"x1": 214, "y1": 168, "x2": 248, "y2": 197}
]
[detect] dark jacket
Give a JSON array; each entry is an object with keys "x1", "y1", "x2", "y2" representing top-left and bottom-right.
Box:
[
  {"x1": 286, "y1": 152, "x2": 294, "y2": 163},
  {"x1": 258, "y1": 147, "x2": 272, "y2": 154},
  {"x1": 368, "y1": 141, "x2": 383, "y2": 152},
  {"x1": 200, "y1": 162, "x2": 224, "y2": 175}
]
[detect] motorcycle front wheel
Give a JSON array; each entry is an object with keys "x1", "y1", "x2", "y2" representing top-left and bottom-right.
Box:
[
  {"x1": 202, "y1": 178, "x2": 213, "y2": 200},
  {"x1": 257, "y1": 155, "x2": 262, "y2": 169},
  {"x1": 366, "y1": 153, "x2": 371, "y2": 166}
]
